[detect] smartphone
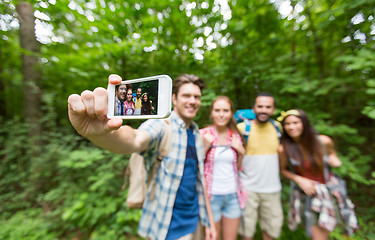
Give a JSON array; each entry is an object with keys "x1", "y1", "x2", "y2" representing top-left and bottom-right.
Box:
[{"x1": 107, "y1": 75, "x2": 172, "y2": 119}]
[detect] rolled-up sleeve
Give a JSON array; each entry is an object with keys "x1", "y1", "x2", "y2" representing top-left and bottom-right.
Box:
[{"x1": 138, "y1": 119, "x2": 165, "y2": 169}]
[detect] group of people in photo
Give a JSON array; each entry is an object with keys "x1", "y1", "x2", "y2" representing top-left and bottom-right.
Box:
[
  {"x1": 115, "y1": 83, "x2": 154, "y2": 116},
  {"x1": 68, "y1": 73, "x2": 358, "y2": 240},
  {"x1": 200, "y1": 93, "x2": 357, "y2": 240}
]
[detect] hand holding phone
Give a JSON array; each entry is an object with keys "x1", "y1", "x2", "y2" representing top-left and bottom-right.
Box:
[
  {"x1": 67, "y1": 74, "x2": 157, "y2": 154},
  {"x1": 107, "y1": 75, "x2": 172, "y2": 119},
  {"x1": 67, "y1": 74, "x2": 123, "y2": 139}
]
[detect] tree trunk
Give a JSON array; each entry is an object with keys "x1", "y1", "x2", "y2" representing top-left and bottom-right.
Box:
[
  {"x1": 0, "y1": 47, "x2": 6, "y2": 117},
  {"x1": 16, "y1": 2, "x2": 42, "y2": 151}
]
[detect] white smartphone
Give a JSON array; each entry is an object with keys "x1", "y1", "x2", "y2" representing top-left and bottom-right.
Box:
[{"x1": 107, "y1": 75, "x2": 172, "y2": 119}]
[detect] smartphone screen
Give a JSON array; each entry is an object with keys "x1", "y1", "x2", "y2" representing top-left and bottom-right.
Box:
[{"x1": 107, "y1": 75, "x2": 172, "y2": 119}]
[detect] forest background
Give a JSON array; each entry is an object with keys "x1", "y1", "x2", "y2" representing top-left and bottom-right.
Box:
[{"x1": 1, "y1": 0, "x2": 375, "y2": 239}]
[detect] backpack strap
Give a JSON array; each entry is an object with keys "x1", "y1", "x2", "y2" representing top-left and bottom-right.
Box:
[
  {"x1": 270, "y1": 119, "x2": 282, "y2": 141},
  {"x1": 147, "y1": 119, "x2": 172, "y2": 200},
  {"x1": 243, "y1": 119, "x2": 252, "y2": 143},
  {"x1": 158, "y1": 119, "x2": 172, "y2": 158}
]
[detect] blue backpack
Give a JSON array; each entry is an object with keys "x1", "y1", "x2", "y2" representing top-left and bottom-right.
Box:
[
  {"x1": 234, "y1": 109, "x2": 281, "y2": 143},
  {"x1": 234, "y1": 109, "x2": 256, "y2": 123}
]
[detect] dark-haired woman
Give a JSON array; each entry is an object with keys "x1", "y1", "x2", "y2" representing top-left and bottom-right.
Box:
[
  {"x1": 278, "y1": 109, "x2": 345, "y2": 240},
  {"x1": 141, "y1": 93, "x2": 154, "y2": 115},
  {"x1": 200, "y1": 96, "x2": 247, "y2": 240}
]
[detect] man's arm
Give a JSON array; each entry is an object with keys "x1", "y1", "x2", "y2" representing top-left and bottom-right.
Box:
[{"x1": 67, "y1": 74, "x2": 150, "y2": 154}]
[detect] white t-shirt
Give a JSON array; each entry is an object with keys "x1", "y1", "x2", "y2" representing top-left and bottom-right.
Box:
[
  {"x1": 237, "y1": 121, "x2": 282, "y2": 193},
  {"x1": 211, "y1": 146, "x2": 237, "y2": 195},
  {"x1": 240, "y1": 154, "x2": 281, "y2": 193}
]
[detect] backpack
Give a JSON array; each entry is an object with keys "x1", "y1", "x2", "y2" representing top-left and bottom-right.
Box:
[
  {"x1": 123, "y1": 119, "x2": 172, "y2": 208},
  {"x1": 234, "y1": 109, "x2": 281, "y2": 143},
  {"x1": 234, "y1": 109, "x2": 256, "y2": 123}
]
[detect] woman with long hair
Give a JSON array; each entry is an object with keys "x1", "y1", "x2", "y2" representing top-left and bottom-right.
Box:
[
  {"x1": 199, "y1": 96, "x2": 247, "y2": 240},
  {"x1": 124, "y1": 88, "x2": 135, "y2": 115},
  {"x1": 278, "y1": 109, "x2": 343, "y2": 240},
  {"x1": 141, "y1": 92, "x2": 154, "y2": 115}
]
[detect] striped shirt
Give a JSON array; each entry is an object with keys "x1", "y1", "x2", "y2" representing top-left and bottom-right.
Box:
[{"x1": 138, "y1": 111, "x2": 209, "y2": 240}]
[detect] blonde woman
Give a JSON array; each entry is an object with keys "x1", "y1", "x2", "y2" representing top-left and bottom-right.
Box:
[{"x1": 200, "y1": 96, "x2": 247, "y2": 240}]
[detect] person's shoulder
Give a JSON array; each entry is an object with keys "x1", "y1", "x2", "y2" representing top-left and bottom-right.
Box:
[
  {"x1": 139, "y1": 119, "x2": 164, "y2": 131},
  {"x1": 318, "y1": 134, "x2": 333, "y2": 146},
  {"x1": 271, "y1": 120, "x2": 283, "y2": 133},
  {"x1": 237, "y1": 122, "x2": 245, "y2": 132},
  {"x1": 272, "y1": 119, "x2": 282, "y2": 128},
  {"x1": 199, "y1": 125, "x2": 213, "y2": 135},
  {"x1": 231, "y1": 130, "x2": 242, "y2": 142}
]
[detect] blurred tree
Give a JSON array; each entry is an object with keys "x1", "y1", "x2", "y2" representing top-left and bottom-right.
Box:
[{"x1": 16, "y1": 1, "x2": 42, "y2": 174}]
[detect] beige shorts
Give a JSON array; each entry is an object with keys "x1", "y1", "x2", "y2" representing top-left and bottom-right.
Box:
[{"x1": 238, "y1": 191, "x2": 283, "y2": 238}]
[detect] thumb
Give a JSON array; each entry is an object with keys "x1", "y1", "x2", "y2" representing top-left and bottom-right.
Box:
[
  {"x1": 108, "y1": 118, "x2": 123, "y2": 130},
  {"x1": 108, "y1": 74, "x2": 122, "y2": 88}
]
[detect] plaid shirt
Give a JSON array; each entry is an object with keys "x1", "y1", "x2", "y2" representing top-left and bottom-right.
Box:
[
  {"x1": 311, "y1": 184, "x2": 337, "y2": 231},
  {"x1": 288, "y1": 183, "x2": 337, "y2": 233},
  {"x1": 138, "y1": 111, "x2": 209, "y2": 240},
  {"x1": 199, "y1": 126, "x2": 247, "y2": 209},
  {"x1": 115, "y1": 97, "x2": 124, "y2": 116},
  {"x1": 326, "y1": 174, "x2": 358, "y2": 235}
]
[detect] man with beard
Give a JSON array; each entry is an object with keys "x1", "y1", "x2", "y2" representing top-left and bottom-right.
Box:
[
  {"x1": 115, "y1": 83, "x2": 127, "y2": 115},
  {"x1": 237, "y1": 92, "x2": 283, "y2": 240},
  {"x1": 134, "y1": 87, "x2": 142, "y2": 115}
]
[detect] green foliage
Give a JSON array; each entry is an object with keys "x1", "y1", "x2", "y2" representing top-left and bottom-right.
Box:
[
  {"x1": 335, "y1": 148, "x2": 375, "y2": 186},
  {"x1": 1, "y1": 0, "x2": 375, "y2": 238},
  {"x1": 44, "y1": 147, "x2": 140, "y2": 237},
  {"x1": 0, "y1": 209, "x2": 59, "y2": 240},
  {"x1": 195, "y1": 88, "x2": 218, "y2": 127},
  {"x1": 0, "y1": 119, "x2": 37, "y2": 215},
  {"x1": 0, "y1": 117, "x2": 141, "y2": 238}
]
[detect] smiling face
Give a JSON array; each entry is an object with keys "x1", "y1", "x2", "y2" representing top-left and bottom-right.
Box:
[
  {"x1": 142, "y1": 94, "x2": 148, "y2": 102},
  {"x1": 137, "y1": 88, "x2": 142, "y2": 98},
  {"x1": 211, "y1": 99, "x2": 232, "y2": 129},
  {"x1": 126, "y1": 89, "x2": 133, "y2": 102},
  {"x1": 253, "y1": 96, "x2": 275, "y2": 123},
  {"x1": 116, "y1": 84, "x2": 127, "y2": 101},
  {"x1": 283, "y1": 115, "x2": 304, "y2": 140},
  {"x1": 172, "y1": 83, "x2": 201, "y2": 126}
]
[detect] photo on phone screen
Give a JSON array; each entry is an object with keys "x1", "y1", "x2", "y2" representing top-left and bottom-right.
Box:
[{"x1": 107, "y1": 75, "x2": 172, "y2": 119}]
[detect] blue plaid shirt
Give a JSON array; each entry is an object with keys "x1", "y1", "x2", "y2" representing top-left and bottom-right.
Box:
[
  {"x1": 138, "y1": 111, "x2": 209, "y2": 240},
  {"x1": 115, "y1": 97, "x2": 124, "y2": 116}
]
